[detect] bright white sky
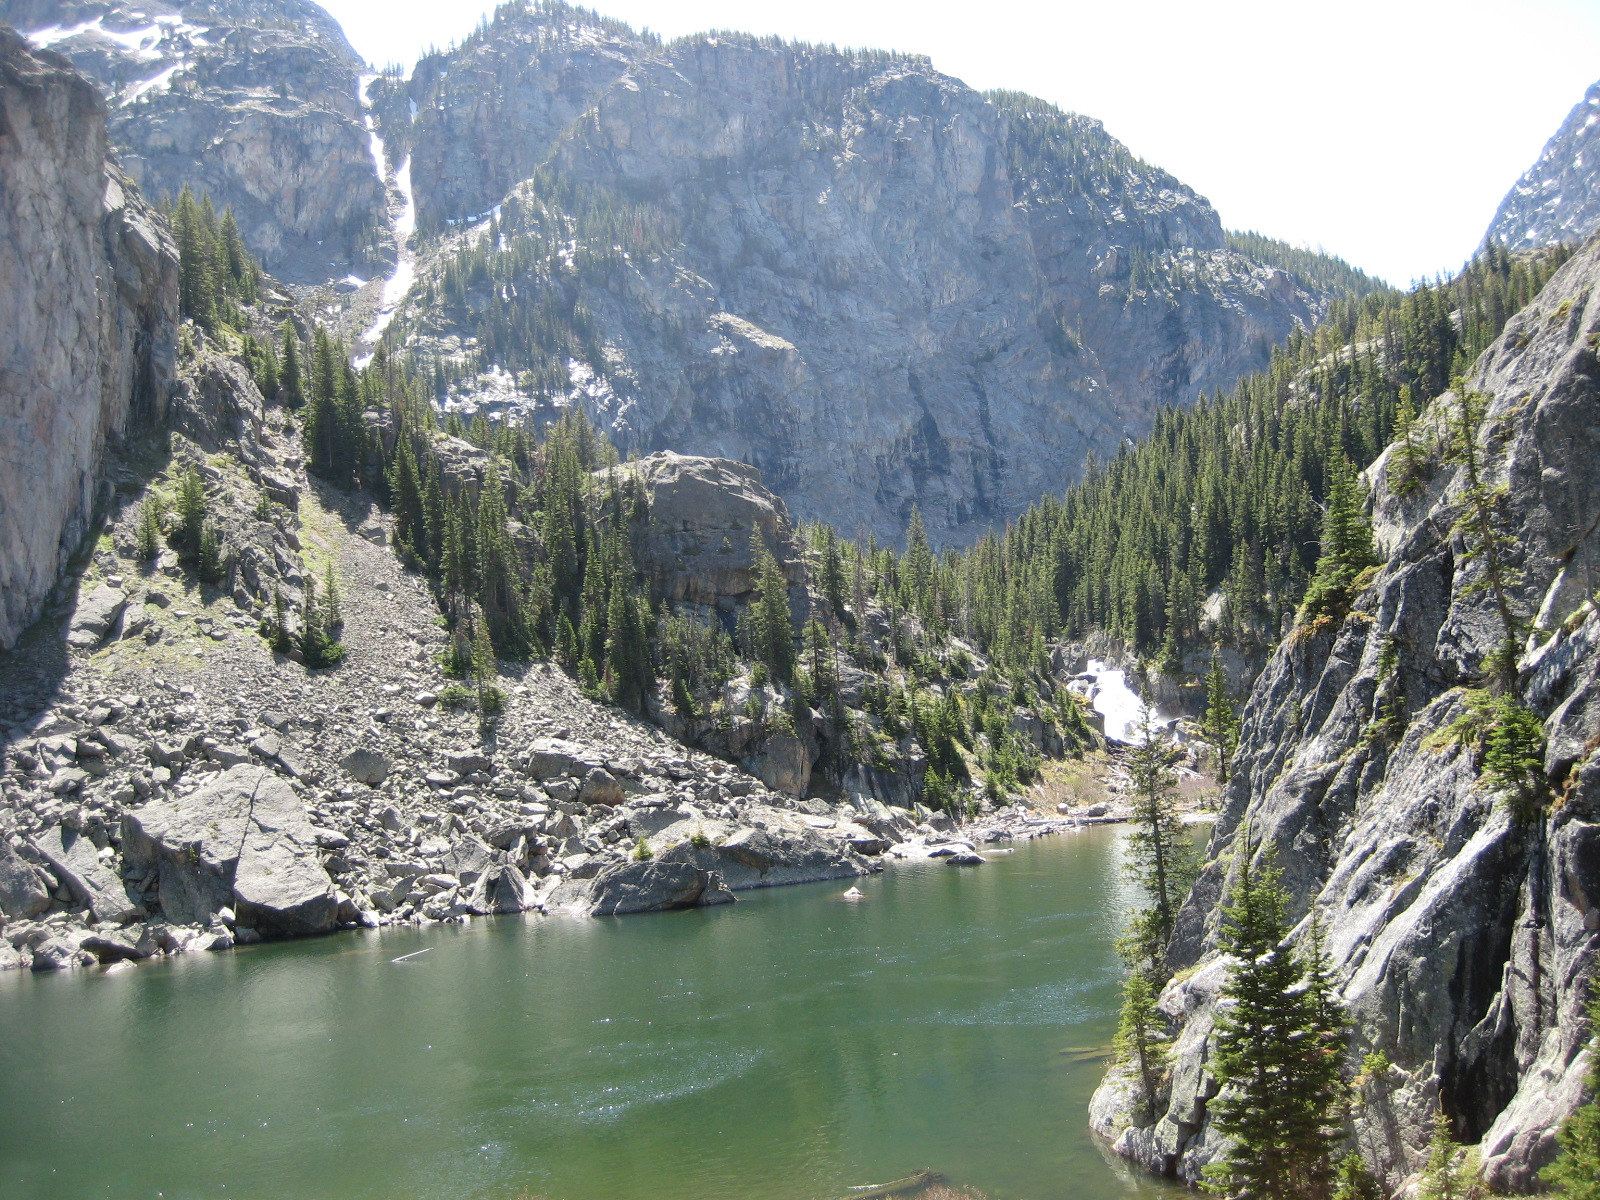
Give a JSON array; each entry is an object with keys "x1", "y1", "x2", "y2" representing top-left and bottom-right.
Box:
[{"x1": 319, "y1": 0, "x2": 1600, "y2": 287}]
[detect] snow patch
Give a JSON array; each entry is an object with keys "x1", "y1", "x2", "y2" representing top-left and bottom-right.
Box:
[
  {"x1": 446, "y1": 204, "x2": 503, "y2": 228},
  {"x1": 24, "y1": 19, "x2": 103, "y2": 47},
  {"x1": 123, "y1": 63, "x2": 180, "y2": 104},
  {"x1": 94, "y1": 21, "x2": 164, "y2": 58},
  {"x1": 31, "y1": 17, "x2": 167, "y2": 59},
  {"x1": 353, "y1": 75, "x2": 420, "y2": 367}
]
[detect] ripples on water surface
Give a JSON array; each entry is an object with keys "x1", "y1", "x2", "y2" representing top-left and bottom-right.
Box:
[{"x1": 0, "y1": 825, "x2": 1182, "y2": 1200}]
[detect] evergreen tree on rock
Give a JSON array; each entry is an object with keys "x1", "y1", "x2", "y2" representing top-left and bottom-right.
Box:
[
  {"x1": 1205, "y1": 842, "x2": 1349, "y2": 1200},
  {"x1": 1544, "y1": 974, "x2": 1600, "y2": 1200}
]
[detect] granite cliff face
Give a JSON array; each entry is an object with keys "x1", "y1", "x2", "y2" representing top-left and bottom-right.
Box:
[
  {"x1": 1485, "y1": 78, "x2": 1600, "y2": 253},
  {"x1": 4, "y1": 0, "x2": 1359, "y2": 544},
  {"x1": 1091, "y1": 234, "x2": 1600, "y2": 1191},
  {"x1": 0, "y1": 26, "x2": 177, "y2": 651},
  {"x1": 362, "y1": 3, "x2": 1340, "y2": 544},
  {"x1": 2, "y1": 0, "x2": 387, "y2": 283}
]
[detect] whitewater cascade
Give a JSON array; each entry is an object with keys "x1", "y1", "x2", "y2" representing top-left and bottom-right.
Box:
[
  {"x1": 354, "y1": 74, "x2": 417, "y2": 367},
  {"x1": 1082, "y1": 659, "x2": 1163, "y2": 744}
]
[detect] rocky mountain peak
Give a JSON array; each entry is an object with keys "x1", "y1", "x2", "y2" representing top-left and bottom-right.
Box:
[
  {"x1": 2, "y1": 0, "x2": 1374, "y2": 546},
  {"x1": 368, "y1": 7, "x2": 1339, "y2": 545},
  {"x1": 3, "y1": 0, "x2": 386, "y2": 282},
  {"x1": 1484, "y1": 77, "x2": 1600, "y2": 253}
]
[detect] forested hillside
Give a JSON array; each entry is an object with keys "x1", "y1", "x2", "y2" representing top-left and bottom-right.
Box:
[{"x1": 888, "y1": 243, "x2": 1574, "y2": 676}]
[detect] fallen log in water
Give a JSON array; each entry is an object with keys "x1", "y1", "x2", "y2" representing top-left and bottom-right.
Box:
[{"x1": 842, "y1": 1169, "x2": 946, "y2": 1199}]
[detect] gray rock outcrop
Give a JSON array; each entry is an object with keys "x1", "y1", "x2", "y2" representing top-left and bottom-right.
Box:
[
  {"x1": 2, "y1": 0, "x2": 388, "y2": 281},
  {"x1": 1092, "y1": 233, "x2": 1600, "y2": 1191},
  {"x1": 549, "y1": 805, "x2": 869, "y2": 917},
  {"x1": 374, "y1": 6, "x2": 1344, "y2": 544},
  {"x1": 0, "y1": 840, "x2": 52, "y2": 918},
  {"x1": 0, "y1": 25, "x2": 177, "y2": 649},
  {"x1": 65, "y1": 583, "x2": 128, "y2": 648},
  {"x1": 121, "y1": 764, "x2": 338, "y2": 935},
  {"x1": 1484, "y1": 78, "x2": 1600, "y2": 253},
  {"x1": 580, "y1": 855, "x2": 736, "y2": 917},
  {"x1": 619, "y1": 452, "x2": 805, "y2": 608},
  {"x1": 33, "y1": 823, "x2": 142, "y2": 921}
]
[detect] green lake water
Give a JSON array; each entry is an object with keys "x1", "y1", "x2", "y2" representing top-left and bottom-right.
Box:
[{"x1": 0, "y1": 825, "x2": 1178, "y2": 1200}]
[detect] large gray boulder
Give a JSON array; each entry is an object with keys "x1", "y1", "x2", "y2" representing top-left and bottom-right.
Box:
[
  {"x1": 32, "y1": 825, "x2": 143, "y2": 922},
  {"x1": 465, "y1": 860, "x2": 535, "y2": 915},
  {"x1": 121, "y1": 764, "x2": 338, "y2": 936},
  {"x1": 339, "y1": 747, "x2": 390, "y2": 786},
  {"x1": 521, "y1": 737, "x2": 600, "y2": 780},
  {"x1": 0, "y1": 839, "x2": 52, "y2": 919},
  {"x1": 580, "y1": 855, "x2": 736, "y2": 917},
  {"x1": 66, "y1": 584, "x2": 128, "y2": 648}
]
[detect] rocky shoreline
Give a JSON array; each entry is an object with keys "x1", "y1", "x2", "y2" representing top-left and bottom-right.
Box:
[{"x1": 0, "y1": 755, "x2": 1111, "y2": 973}]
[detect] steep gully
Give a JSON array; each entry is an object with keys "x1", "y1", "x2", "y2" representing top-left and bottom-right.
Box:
[{"x1": 354, "y1": 72, "x2": 417, "y2": 368}]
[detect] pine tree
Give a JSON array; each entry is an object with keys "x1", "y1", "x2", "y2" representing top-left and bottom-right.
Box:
[
  {"x1": 218, "y1": 207, "x2": 256, "y2": 303},
  {"x1": 173, "y1": 186, "x2": 220, "y2": 330},
  {"x1": 604, "y1": 557, "x2": 652, "y2": 714},
  {"x1": 297, "y1": 573, "x2": 345, "y2": 668},
  {"x1": 541, "y1": 422, "x2": 584, "y2": 618},
  {"x1": 1388, "y1": 387, "x2": 1432, "y2": 496},
  {"x1": 170, "y1": 465, "x2": 210, "y2": 572},
  {"x1": 1543, "y1": 974, "x2": 1600, "y2": 1200},
  {"x1": 1205, "y1": 843, "x2": 1349, "y2": 1200},
  {"x1": 1115, "y1": 970, "x2": 1170, "y2": 1120},
  {"x1": 197, "y1": 523, "x2": 224, "y2": 584},
  {"x1": 555, "y1": 612, "x2": 580, "y2": 673},
  {"x1": 472, "y1": 604, "x2": 503, "y2": 714},
  {"x1": 902, "y1": 505, "x2": 935, "y2": 620},
  {"x1": 135, "y1": 493, "x2": 164, "y2": 561},
  {"x1": 475, "y1": 461, "x2": 528, "y2": 655},
  {"x1": 279, "y1": 325, "x2": 305, "y2": 408},
  {"x1": 1299, "y1": 457, "x2": 1377, "y2": 623},
  {"x1": 1202, "y1": 651, "x2": 1240, "y2": 784},
  {"x1": 1123, "y1": 707, "x2": 1194, "y2": 973},
  {"x1": 801, "y1": 618, "x2": 839, "y2": 712},
  {"x1": 818, "y1": 524, "x2": 848, "y2": 621},
  {"x1": 1417, "y1": 1109, "x2": 1484, "y2": 1200},
  {"x1": 1331, "y1": 1153, "x2": 1383, "y2": 1200},
  {"x1": 748, "y1": 530, "x2": 796, "y2": 686},
  {"x1": 388, "y1": 431, "x2": 427, "y2": 565},
  {"x1": 263, "y1": 585, "x2": 293, "y2": 654},
  {"x1": 1445, "y1": 382, "x2": 1524, "y2": 687},
  {"x1": 321, "y1": 562, "x2": 342, "y2": 631}
]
